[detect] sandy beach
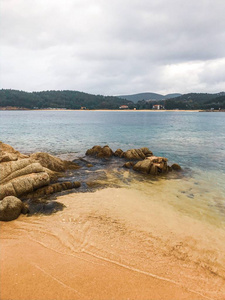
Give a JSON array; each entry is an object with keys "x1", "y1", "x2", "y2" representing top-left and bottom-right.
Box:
[{"x1": 1, "y1": 184, "x2": 225, "y2": 300}]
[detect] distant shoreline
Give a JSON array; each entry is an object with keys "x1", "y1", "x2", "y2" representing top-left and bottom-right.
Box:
[{"x1": 0, "y1": 108, "x2": 214, "y2": 112}]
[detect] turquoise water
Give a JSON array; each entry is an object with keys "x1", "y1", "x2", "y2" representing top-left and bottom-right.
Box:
[
  {"x1": 1, "y1": 110, "x2": 225, "y2": 222},
  {"x1": 1, "y1": 110, "x2": 225, "y2": 170}
]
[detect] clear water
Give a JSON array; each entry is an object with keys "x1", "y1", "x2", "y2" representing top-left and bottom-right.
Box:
[{"x1": 1, "y1": 110, "x2": 225, "y2": 224}]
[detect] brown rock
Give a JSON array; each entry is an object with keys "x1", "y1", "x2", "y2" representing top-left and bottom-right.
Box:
[
  {"x1": 133, "y1": 159, "x2": 153, "y2": 174},
  {"x1": 86, "y1": 145, "x2": 102, "y2": 156},
  {"x1": 133, "y1": 156, "x2": 168, "y2": 175},
  {"x1": 123, "y1": 162, "x2": 134, "y2": 169},
  {"x1": 0, "y1": 142, "x2": 28, "y2": 163},
  {"x1": 171, "y1": 163, "x2": 182, "y2": 171},
  {"x1": 0, "y1": 196, "x2": 24, "y2": 221},
  {"x1": 86, "y1": 145, "x2": 114, "y2": 158},
  {"x1": 0, "y1": 172, "x2": 50, "y2": 200},
  {"x1": 0, "y1": 159, "x2": 44, "y2": 184},
  {"x1": 30, "y1": 152, "x2": 80, "y2": 172},
  {"x1": 122, "y1": 148, "x2": 153, "y2": 160},
  {"x1": 74, "y1": 181, "x2": 81, "y2": 188},
  {"x1": 114, "y1": 149, "x2": 124, "y2": 157},
  {"x1": 25, "y1": 181, "x2": 81, "y2": 199}
]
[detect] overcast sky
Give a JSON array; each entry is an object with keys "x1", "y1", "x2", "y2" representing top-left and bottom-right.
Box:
[{"x1": 1, "y1": 0, "x2": 225, "y2": 95}]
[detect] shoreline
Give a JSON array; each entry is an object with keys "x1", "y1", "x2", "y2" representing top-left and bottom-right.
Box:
[
  {"x1": 0, "y1": 108, "x2": 203, "y2": 112},
  {"x1": 1, "y1": 186, "x2": 225, "y2": 300}
]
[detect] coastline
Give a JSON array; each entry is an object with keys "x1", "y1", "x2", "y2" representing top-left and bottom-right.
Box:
[
  {"x1": 1, "y1": 186, "x2": 225, "y2": 300},
  {"x1": 0, "y1": 108, "x2": 202, "y2": 112}
]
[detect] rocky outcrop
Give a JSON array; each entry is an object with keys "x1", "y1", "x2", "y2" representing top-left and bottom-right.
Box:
[
  {"x1": 85, "y1": 145, "x2": 181, "y2": 175},
  {"x1": 0, "y1": 196, "x2": 26, "y2": 221},
  {"x1": 0, "y1": 142, "x2": 29, "y2": 163},
  {"x1": 122, "y1": 147, "x2": 153, "y2": 160},
  {"x1": 86, "y1": 145, "x2": 153, "y2": 160},
  {"x1": 133, "y1": 156, "x2": 169, "y2": 175},
  {"x1": 0, "y1": 143, "x2": 82, "y2": 221},
  {"x1": 0, "y1": 159, "x2": 50, "y2": 199},
  {"x1": 86, "y1": 145, "x2": 114, "y2": 158},
  {"x1": 30, "y1": 152, "x2": 80, "y2": 172},
  {"x1": 25, "y1": 181, "x2": 81, "y2": 199}
]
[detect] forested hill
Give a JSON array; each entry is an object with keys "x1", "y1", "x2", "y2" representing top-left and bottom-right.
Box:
[
  {"x1": 0, "y1": 89, "x2": 225, "y2": 110},
  {"x1": 118, "y1": 92, "x2": 181, "y2": 103},
  {"x1": 0, "y1": 89, "x2": 135, "y2": 109},
  {"x1": 164, "y1": 92, "x2": 225, "y2": 110}
]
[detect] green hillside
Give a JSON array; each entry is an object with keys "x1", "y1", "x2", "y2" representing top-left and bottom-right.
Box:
[
  {"x1": 0, "y1": 89, "x2": 135, "y2": 110},
  {"x1": 164, "y1": 93, "x2": 225, "y2": 110}
]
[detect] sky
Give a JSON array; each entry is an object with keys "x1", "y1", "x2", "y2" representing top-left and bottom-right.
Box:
[{"x1": 1, "y1": 0, "x2": 225, "y2": 96}]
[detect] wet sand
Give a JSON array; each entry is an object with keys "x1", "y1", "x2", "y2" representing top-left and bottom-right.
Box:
[{"x1": 1, "y1": 186, "x2": 225, "y2": 300}]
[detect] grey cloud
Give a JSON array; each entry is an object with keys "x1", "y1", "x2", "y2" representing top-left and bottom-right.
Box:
[{"x1": 0, "y1": 0, "x2": 225, "y2": 94}]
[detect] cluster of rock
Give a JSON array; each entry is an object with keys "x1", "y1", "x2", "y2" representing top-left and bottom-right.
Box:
[
  {"x1": 0, "y1": 143, "x2": 182, "y2": 222},
  {"x1": 0, "y1": 142, "x2": 81, "y2": 221},
  {"x1": 86, "y1": 145, "x2": 181, "y2": 175}
]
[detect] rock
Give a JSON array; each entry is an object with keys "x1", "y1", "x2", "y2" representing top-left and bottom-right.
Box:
[
  {"x1": 171, "y1": 163, "x2": 182, "y2": 171},
  {"x1": 24, "y1": 181, "x2": 81, "y2": 199},
  {"x1": 114, "y1": 149, "x2": 124, "y2": 157},
  {"x1": 74, "y1": 181, "x2": 81, "y2": 188},
  {"x1": 123, "y1": 162, "x2": 134, "y2": 169},
  {"x1": 86, "y1": 145, "x2": 114, "y2": 158},
  {"x1": 30, "y1": 152, "x2": 80, "y2": 172},
  {"x1": 0, "y1": 172, "x2": 50, "y2": 200},
  {"x1": 122, "y1": 148, "x2": 153, "y2": 160},
  {"x1": 133, "y1": 156, "x2": 168, "y2": 175},
  {"x1": 0, "y1": 143, "x2": 82, "y2": 201},
  {"x1": 0, "y1": 196, "x2": 24, "y2": 221},
  {"x1": 0, "y1": 142, "x2": 29, "y2": 163},
  {"x1": 0, "y1": 159, "x2": 44, "y2": 184}
]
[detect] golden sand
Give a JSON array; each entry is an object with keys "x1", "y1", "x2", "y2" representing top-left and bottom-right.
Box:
[{"x1": 1, "y1": 186, "x2": 225, "y2": 300}]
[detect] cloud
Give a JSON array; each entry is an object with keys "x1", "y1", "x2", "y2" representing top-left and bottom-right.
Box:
[{"x1": 0, "y1": 0, "x2": 225, "y2": 94}]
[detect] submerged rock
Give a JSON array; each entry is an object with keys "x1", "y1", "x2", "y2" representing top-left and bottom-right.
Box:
[
  {"x1": 0, "y1": 196, "x2": 25, "y2": 221},
  {"x1": 171, "y1": 163, "x2": 182, "y2": 171},
  {"x1": 86, "y1": 145, "x2": 114, "y2": 158}
]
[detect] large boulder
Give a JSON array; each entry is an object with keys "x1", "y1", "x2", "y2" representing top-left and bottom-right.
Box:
[
  {"x1": 171, "y1": 163, "x2": 182, "y2": 171},
  {"x1": 30, "y1": 152, "x2": 80, "y2": 172},
  {"x1": 0, "y1": 159, "x2": 44, "y2": 184},
  {"x1": 114, "y1": 149, "x2": 124, "y2": 157},
  {"x1": 0, "y1": 196, "x2": 24, "y2": 221},
  {"x1": 0, "y1": 142, "x2": 28, "y2": 163},
  {"x1": 0, "y1": 143, "x2": 80, "y2": 200},
  {"x1": 122, "y1": 148, "x2": 153, "y2": 160},
  {"x1": 133, "y1": 156, "x2": 169, "y2": 175},
  {"x1": 86, "y1": 145, "x2": 114, "y2": 158},
  {"x1": 0, "y1": 172, "x2": 50, "y2": 200}
]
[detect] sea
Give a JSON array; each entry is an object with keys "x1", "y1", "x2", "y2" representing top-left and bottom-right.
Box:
[{"x1": 1, "y1": 110, "x2": 225, "y2": 226}]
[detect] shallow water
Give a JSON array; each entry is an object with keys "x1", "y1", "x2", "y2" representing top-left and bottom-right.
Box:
[
  {"x1": 1, "y1": 110, "x2": 225, "y2": 223},
  {"x1": 1, "y1": 110, "x2": 225, "y2": 299}
]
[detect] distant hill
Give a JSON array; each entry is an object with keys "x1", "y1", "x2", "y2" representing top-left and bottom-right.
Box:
[
  {"x1": 1, "y1": 89, "x2": 224, "y2": 110},
  {"x1": 164, "y1": 92, "x2": 225, "y2": 110},
  {"x1": 118, "y1": 92, "x2": 182, "y2": 103},
  {"x1": 0, "y1": 89, "x2": 135, "y2": 110}
]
